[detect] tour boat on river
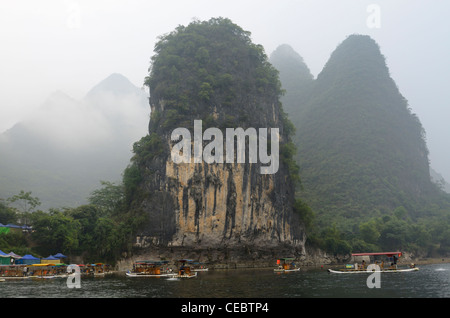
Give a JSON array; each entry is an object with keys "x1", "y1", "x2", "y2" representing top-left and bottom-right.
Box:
[
  {"x1": 327, "y1": 252, "x2": 419, "y2": 273},
  {"x1": 126, "y1": 260, "x2": 175, "y2": 277},
  {"x1": 173, "y1": 259, "x2": 197, "y2": 278},
  {"x1": 274, "y1": 258, "x2": 300, "y2": 272}
]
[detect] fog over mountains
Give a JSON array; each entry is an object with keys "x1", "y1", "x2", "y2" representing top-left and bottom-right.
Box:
[
  {"x1": 1, "y1": 54, "x2": 449, "y2": 217},
  {"x1": 0, "y1": 73, "x2": 150, "y2": 209},
  {"x1": 269, "y1": 36, "x2": 450, "y2": 238}
]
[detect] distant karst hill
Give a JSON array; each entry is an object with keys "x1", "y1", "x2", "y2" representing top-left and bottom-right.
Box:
[
  {"x1": 269, "y1": 44, "x2": 314, "y2": 118},
  {"x1": 271, "y1": 35, "x2": 445, "y2": 231},
  {"x1": 0, "y1": 73, "x2": 149, "y2": 210}
]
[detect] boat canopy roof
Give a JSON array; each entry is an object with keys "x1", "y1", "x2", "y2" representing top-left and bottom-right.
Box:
[
  {"x1": 20, "y1": 254, "x2": 40, "y2": 260},
  {"x1": 135, "y1": 260, "x2": 169, "y2": 265},
  {"x1": 352, "y1": 252, "x2": 402, "y2": 257},
  {"x1": 179, "y1": 259, "x2": 194, "y2": 263},
  {"x1": 43, "y1": 255, "x2": 59, "y2": 260}
]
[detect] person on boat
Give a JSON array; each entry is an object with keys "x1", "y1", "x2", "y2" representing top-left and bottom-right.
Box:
[
  {"x1": 361, "y1": 260, "x2": 366, "y2": 270},
  {"x1": 179, "y1": 263, "x2": 185, "y2": 275}
]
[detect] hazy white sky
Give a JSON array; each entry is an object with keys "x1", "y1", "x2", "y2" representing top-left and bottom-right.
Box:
[{"x1": 1, "y1": 0, "x2": 449, "y2": 180}]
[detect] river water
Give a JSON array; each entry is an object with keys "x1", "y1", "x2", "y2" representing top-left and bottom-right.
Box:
[{"x1": 1, "y1": 263, "x2": 449, "y2": 303}]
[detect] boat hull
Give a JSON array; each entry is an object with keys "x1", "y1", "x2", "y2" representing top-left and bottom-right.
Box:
[
  {"x1": 274, "y1": 268, "x2": 300, "y2": 272},
  {"x1": 126, "y1": 272, "x2": 176, "y2": 278},
  {"x1": 30, "y1": 275, "x2": 56, "y2": 279},
  {"x1": 328, "y1": 267, "x2": 419, "y2": 274},
  {"x1": 172, "y1": 272, "x2": 197, "y2": 278}
]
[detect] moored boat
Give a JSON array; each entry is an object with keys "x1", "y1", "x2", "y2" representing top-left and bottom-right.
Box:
[
  {"x1": 1, "y1": 261, "x2": 112, "y2": 279},
  {"x1": 327, "y1": 252, "x2": 419, "y2": 274},
  {"x1": 0, "y1": 264, "x2": 62, "y2": 279},
  {"x1": 189, "y1": 261, "x2": 209, "y2": 272},
  {"x1": 28, "y1": 264, "x2": 59, "y2": 279},
  {"x1": 0, "y1": 265, "x2": 30, "y2": 279}
]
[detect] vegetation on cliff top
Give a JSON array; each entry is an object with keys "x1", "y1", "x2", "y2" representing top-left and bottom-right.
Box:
[{"x1": 145, "y1": 17, "x2": 283, "y2": 131}]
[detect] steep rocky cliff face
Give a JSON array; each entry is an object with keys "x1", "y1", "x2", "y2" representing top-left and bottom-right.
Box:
[{"x1": 125, "y1": 18, "x2": 305, "y2": 255}]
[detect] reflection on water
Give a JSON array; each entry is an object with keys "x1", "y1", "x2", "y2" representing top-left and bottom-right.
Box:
[{"x1": 0, "y1": 263, "x2": 449, "y2": 298}]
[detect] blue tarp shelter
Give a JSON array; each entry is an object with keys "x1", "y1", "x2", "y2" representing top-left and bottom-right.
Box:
[
  {"x1": 7, "y1": 252, "x2": 21, "y2": 259},
  {"x1": 41, "y1": 255, "x2": 60, "y2": 264},
  {"x1": 53, "y1": 253, "x2": 67, "y2": 258},
  {"x1": 0, "y1": 223, "x2": 32, "y2": 232},
  {"x1": 16, "y1": 254, "x2": 40, "y2": 265},
  {"x1": 0, "y1": 250, "x2": 11, "y2": 265},
  {"x1": 6, "y1": 224, "x2": 21, "y2": 229}
]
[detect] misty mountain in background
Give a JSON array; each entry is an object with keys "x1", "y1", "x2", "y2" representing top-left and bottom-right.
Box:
[
  {"x1": 271, "y1": 35, "x2": 450, "y2": 231},
  {"x1": 430, "y1": 168, "x2": 450, "y2": 194},
  {"x1": 0, "y1": 73, "x2": 149, "y2": 210},
  {"x1": 270, "y1": 44, "x2": 314, "y2": 117}
]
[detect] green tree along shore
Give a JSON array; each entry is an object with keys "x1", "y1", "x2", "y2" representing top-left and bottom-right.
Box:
[
  {"x1": 0, "y1": 185, "x2": 135, "y2": 263},
  {"x1": 1, "y1": 22, "x2": 450, "y2": 264}
]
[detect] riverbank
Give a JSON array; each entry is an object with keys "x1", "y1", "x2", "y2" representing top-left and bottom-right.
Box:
[{"x1": 115, "y1": 245, "x2": 449, "y2": 272}]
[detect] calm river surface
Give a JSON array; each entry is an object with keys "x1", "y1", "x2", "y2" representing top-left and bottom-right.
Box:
[{"x1": 1, "y1": 263, "x2": 449, "y2": 299}]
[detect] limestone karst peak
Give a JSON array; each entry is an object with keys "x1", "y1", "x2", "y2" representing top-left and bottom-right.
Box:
[{"x1": 85, "y1": 73, "x2": 143, "y2": 99}]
